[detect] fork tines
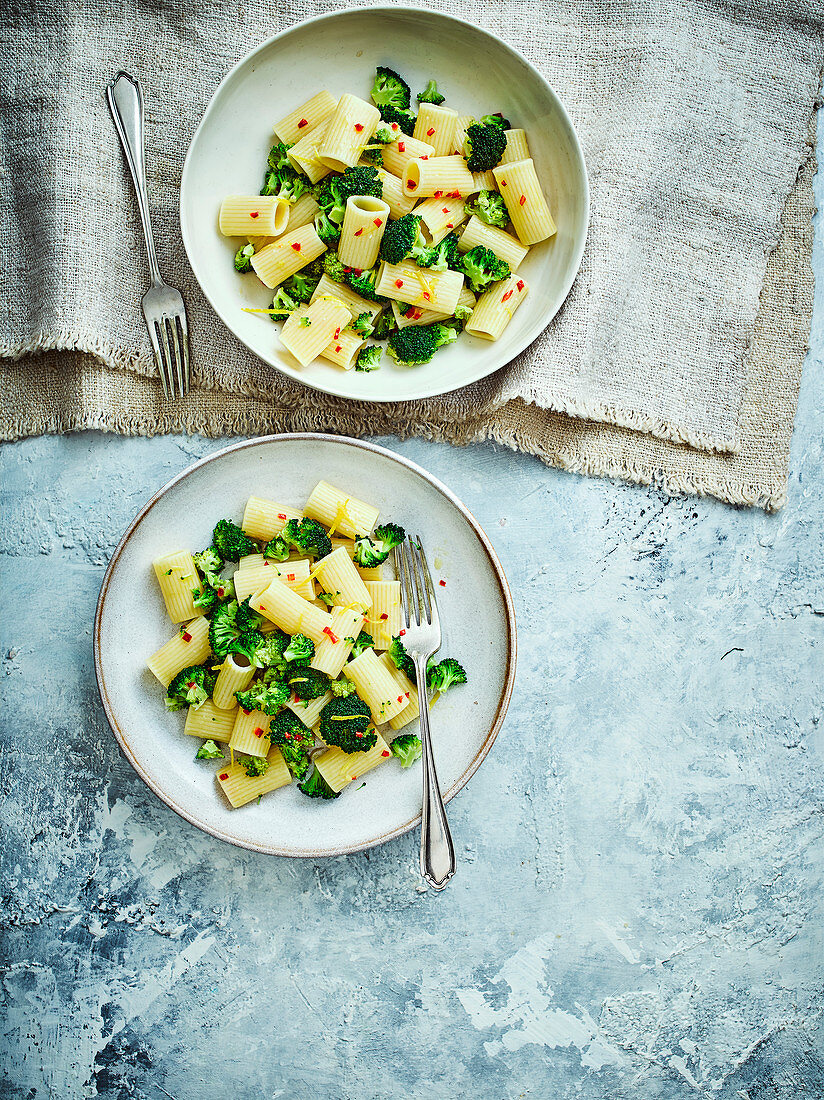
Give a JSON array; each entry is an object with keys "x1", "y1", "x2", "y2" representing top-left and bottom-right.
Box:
[{"x1": 397, "y1": 536, "x2": 438, "y2": 629}]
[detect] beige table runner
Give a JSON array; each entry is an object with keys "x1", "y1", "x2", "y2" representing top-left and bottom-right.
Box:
[{"x1": 0, "y1": 1, "x2": 822, "y2": 508}]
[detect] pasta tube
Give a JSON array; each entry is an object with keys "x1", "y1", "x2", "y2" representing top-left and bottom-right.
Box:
[
  {"x1": 250, "y1": 223, "x2": 326, "y2": 289},
  {"x1": 218, "y1": 196, "x2": 289, "y2": 238},
  {"x1": 217, "y1": 745, "x2": 291, "y2": 807},
  {"x1": 288, "y1": 120, "x2": 334, "y2": 184},
  {"x1": 364, "y1": 580, "x2": 401, "y2": 649},
  {"x1": 286, "y1": 689, "x2": 332, "y2": 727},
  {"x1": 242, "y1": 498, "x2": 303, "y2": 541},
  {"x1": 343, "y1": 648, "x2": 409, "y2": 724},
  {"x1": 317, "y1": 93, "x2": 381, "y2": 172},
  {"x1": 311, "y1": 275, "x2": 383, "y2": 321},
  {"x1": 378, "y1": 652, "x2": 423, "y2": 731},
  {"x1": 381, "y1": 135, "x2": 435, "y2": 179},
  {"x1": 390, "y1": 300, "x2": 449, "y2": 329},
  {"x1": 153, "y1": 551, "x2": 204, "y2": 623},
  {"x1": 465, "y1": 273, "x2": 529, "y2": 341},
  {"x1": 500, "y1": 128, "x2": 531, "y2": 165},
  {"x1": 470, "y1": 170, "x2": 497, "y2": 194},
  {"x1": 234, "y1": 558, "x2": 314, "y2": 604},
  {"x1": 356, "y1": 565, "x2": 383, "y2": 581},
  {"x1": 310, "y1": 607, "x2": 366, "y2": 678},
  {"x1": 312, "y1": 546, "x2": 372, "y2": 611},
  {"x1": 147, "y1": 615, "x2": 211, "y2": 687},
  {"x1": 318, "y1": 329, "x2": 365, "y2": 371},
  {"x1": 285, "y1": 191, "x2": 321, "y2": 233},
  {"x1": 279, "y1": 296, "x2": 352, "y2": 367},
  {"x1": 376, "y1": 168, "x2": 418, "y2": 219},
  {"x1": 184, "y1": 699, "x2": 236, "y2": 743},
  {"x1": 338, "y1": 196, "x2": 390, "y2": 270},
  {"x1": 375, "y1": 259, "x2": 464, "y2": 315},
  {"x1": 415, "y1": 194, "x2": 468, "y2": 244},
  {"x1": 458, "y1": 216, "x2": 529, "y2": 271},
  {"x1": 250, "y1": 579, "x2": 333, "y2": 644},
  {"x1": 273, "y1": 91, "x2": 338, "y2": 144},
  {"x1": 313, "y1": 732, "x2": 391, "y2": 793},
  {"x1": 330, "y1": 537, "x2": 357, "y2": 558},
  {"x1": 492, "y1": 159, "x2": 556, "y2": 245},
  {"x1": 452, "y1": 114, "x2": 474, "y2": 155},
  {"x1": 304, "y1": 481, "x2": 379, "y2": 538},
  {"x1": 413, "y1": 104, "x2": 458, "y2": 157},
  {"x1": 229, "y1": 707, "x2": 272, "y2": 757},
  {"x1": 402, "y1": 156, "x2": 474, "y2": 199},
  {"x1": 239, "y1": 553, "x2": 265, "y2": 569},
  {"x1": 212, "y1": 653, "x2": 255, "y2": 710}
]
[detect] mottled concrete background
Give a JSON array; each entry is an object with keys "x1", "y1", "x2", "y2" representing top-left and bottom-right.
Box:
[{"x1": 3, "y1": 176, "x2": 824, "y2": 1100}]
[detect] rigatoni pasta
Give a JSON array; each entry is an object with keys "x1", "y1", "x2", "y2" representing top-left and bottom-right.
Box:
[
  {"x1": 250, "y1": 223, "x2": 326, "y2": 289},
  {"x1": 500, "y1": 128, "x2": 530, "y2": 164},
  {"x1": 376, "y1": 259, "x2": 464, "y2": 315},
  {"x1": 153, "y1": 551, "x2": 204, "y2": 623},
  {"x1": 317, "y1": 94, "x2": 381, "y2": 172},
  {"x1": 338, "y1": 196, "x2": 390, "y2": 270},
  {"x1": 465, "y1": 273, "x2": 529, "y2": 340},
  {"x1": 242, "y1": 498, "x2": 303, "y2": 541},
  {"x1": 219, "y1": 195, "x2": 289, "y2": 238},
  {"x1": 279, "y1": 296, "x2": 352, "y2": 367},
  {"x1": 492, "y1": 158, "x2": 556, "y2": 245},
  {"x1": 413, "y1": 103, "x2": 458, "y2": 157},
  {"x1": 457, "y1": 216, "x2": 529, "y2": 271},
  {"x1": 273, "y1": 91, "x2": 338, "y2": 145},
  {"x1": 304, "y1": 481, "x2": 378, "y2": 538},
  {"x1": 402, "y1": 155, "x2": 475, "y2": 198}
]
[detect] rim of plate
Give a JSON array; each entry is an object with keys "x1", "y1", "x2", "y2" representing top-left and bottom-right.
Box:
[
  {"x1": 179, "y1": 5, "x2": 590, "y2": 404},
  {"x1": 93, "y1": 434, "x2": 518, "y2": 858}
]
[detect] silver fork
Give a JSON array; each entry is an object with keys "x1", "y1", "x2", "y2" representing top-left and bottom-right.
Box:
[
  {"x1": 106, "y1": 72, "x2": 190, "y2": 398},
  {"x1": 396, "y1": 536, "x2": 457, "y2": 891}
]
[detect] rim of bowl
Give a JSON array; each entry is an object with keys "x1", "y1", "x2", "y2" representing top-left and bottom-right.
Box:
[
  {"x1": 179, "y1": 6, "x2": 590, "y2": 404},
  {"x1": 93, "y1": 433, "x2": 518, "y2": 857}
]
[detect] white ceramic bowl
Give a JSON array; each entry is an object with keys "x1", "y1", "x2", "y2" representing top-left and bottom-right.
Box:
[
  {"x1": 180, "y1": 7, "x2": 589, "y2": 402},
  {"x1": 94, "y1": 435, "x2": 516, "y2": 857}
]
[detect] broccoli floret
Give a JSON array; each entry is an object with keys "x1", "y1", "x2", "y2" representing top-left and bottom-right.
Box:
[
  {"x1": 267, "y1": 142, "x2": 294, "y2": 171},
  {"x1": 314, "y1": 167, "x2": 383, "y2": 226},
  {"x1": 480, "y1": 112, "x2": 511, "y2": 130},
  {"x1": 262, "y1": 165, "x2": 310, "y2": 204},
  {"x1": 387, "y1": 322, "x2": 458, "y2": 367},
  {"x1": 322, "y1": 249, "x2": 347, "y2": 283},
  {"x1": 234, "y1": 243, "x2": 255, "y2": 273},
  {"x1": 353, "y1": 522, "x2": 406, "y2": 568},
  {"x1": 196, "y1": 739, "x2": 225, "y2": 760},
  {"x1": 263, "y1": 535, "x2": 290, "y2": 562},
  {"x1": 298, "y1": 767, "x2": 340, "y2": 799},
  {"x1": 213, "y1": 519, "x2": 258, "y2": 561},
  {"x1": 374, "y1": 124, "x2": 396, "y2": 144},
  {"x1": 349, "y1": 311, "x2": 375, "y2": 338},
  {"x1": 360, "y1": 146, "x2": 383, "y2": 167},
  {"x1": 165, "y1": 664, "x2": 216, "y2": 711},
  {"x1": 268, "y1": 286, "x2": 301, "y2": 322},
  {"x1": 418, "y1": 233, "x2": 460, "y2": 272},
  {"x1": 427, "y1": 657, "x2": 467, "y2": 693},
  {"x1": 317, "y1": 591, "x2": 335, "y2": 607},
  {"x1": 388, "y1": 636, "x2": 416, "y2": 681},
  {"x1": 379, "y1": 105, "x2": 416, "y2": 136},
  {"x1": 243, "y1": 629, "x2": 288, "y2": 670},
  {"x1": 464, "y1": 122, "x2": 507, "y2": 172},
  {"x1": 318, "y1": 694, "x2": 375, "y2": 753},
  {"x1": 417, "y1": 79, "x2": 445, "y2": 106},
  {"x1": 379, "y1": 213, "x2": 428, "y2": 266},
  {"x1": 330, "y1": 678, "x2": 356, "y2": 697},
  {"x1": 282, "y1": 262, "x2": 323, "y2": 304},
  {"x1": 243, "y1": 756, "x2": 270, "y2": 777},
  {"x1": 267, "y1": 710, "x2": 315, "y2": 779},
  {"x1": 370, "y1": 66, "x2": 411, "y2": 110},
  {"x1": 390, "y1": 733, "x2": 423, "y2": 767},
  {"x1": 235, "y1": 678, "x2": 291, "y2": 715},
  {"x1": 465, "y1": 189, "x2": 509, "y2": 229},
  {"x1": 193, "y1": 548, "x2": 233, "y2": 610},
  {"x1": 346, "y1": 267, "x2": 385, "y2": 303},
  {"x1": 192, "y1": 585, "x2": 219, "y2": 613},
  {"x1": 284, "y1": 633, "x2": 315, "y2": 664},
  {"x1": 279, "y1": 517, "x2": 332, "y2": 559},
  {"x1": 450, "y1": 299, "x2": 474, "y2": 332},
  {"x1": 193, "y1": 547, "x2": 223, "y2": 581},
  {"x1": 208, "y1": 598, "x2": 262, "y2": 659},
  {"x1": 350, "y1": 631, "x2": 374, "y2": 658},
  {"x1": 459, "y1": 245, "x2": 510, "y2": 293},
  {"x1": 287, "y1": 666, "x2": 331, "y2": 700},
  {"x1": 314, "y1": 210, "x2": 341, "y2": 246},
  {"x1": 355, "y1": 344, "x2": 382, "y2": 372},
  {"x1": 230, "y1": 629, "x2": 267, "y2": 664},
  {"x1": 372, "y1": 310, "x2": 398, "y2": 340},
  {"x1": 235, "y1": 596, "x2": 262, "y2": 633}
]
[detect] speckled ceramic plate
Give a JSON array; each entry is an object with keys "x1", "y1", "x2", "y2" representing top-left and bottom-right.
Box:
[
  {"x1": 94, "y1": 435, "x2": 516, "y2": 857},
  {"x1": 179, "y1": 6, "x2": 589, "y2": 403}
]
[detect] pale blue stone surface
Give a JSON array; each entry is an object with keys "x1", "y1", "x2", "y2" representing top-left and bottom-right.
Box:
[{"x1": 2, "y1": 161, "x2": 823, "y2": 1100}]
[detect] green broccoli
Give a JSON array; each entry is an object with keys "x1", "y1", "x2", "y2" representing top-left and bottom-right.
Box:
[
  {"x1": 388, "y1": 636, "x2": 416, "y2": 681},
  {"x1": 350, "y1": 630, "x2": 374, "y2": 658},
  {"x1": 268, "y1": 286, "x2": 301, "y2": 322},
  {"x1": 262, "y1": 535, "x2": 290, "y2": 562},
  {"x1": 451, "y1": 298, "x2": 475, "y2": 331},
  {"x1": 355, "y1": 344, "x2": 382, "y2": 372},
  {"x1": 390, "y1": 733, "x2": 423, "y2": 767},
  {"x1": 165, "y1": 664, "x2": 216, "y2": 711},
  {"x1": 234, "y1": 243, "x2": 255, "y2": 273},
  {"x1": 192, "y1": 585, "x2": 219, "y2": 613},
  {"x1": 287, "y1": 665, "x2": 331, "y2": 700},
  {"x1": 345, "y1": 267, "x2": 385, "y2": 303},
  {"x1": 192, "y1": 548, "x2": 233, "y2": 611},
  {"x1": 212, "y1": 519, "x2": 258, "y2": 561},
  {"x1": 208, "y1": 598, "x2": 263, "y2": 659},
  {"x1": 379, "y1": 213, "x2": 428, "y2": 265},
  {"x1": 196, "y1": 739, "x2": 225, "y2": 760},
  {"x1": 243, "y1": 756, "x2": 270, "y2": 777},
  {"x1": 262, "y1": 165, "x2": 310, "y2": 204},
  {"x1": 318, "y1": 694, "x2": 376, "y2": 753},
  {"x1": 314, "y1": 211, "x2": 341, "y2": 247},
  {"x1": 247, "y1": 629, "x2": 291, "y2": 671},
  {"x1": 427, "y1": 657, "x2": 467, "y2": 693},
  {"x1": 235, "y1": 678, "x2": 291, "y2": 715},
  {"x1": 417, "y1": 80, "x2": 445, "y2": 106},
  {"x1": 370, "y1": 66, "x2": 411, "y2": 110},
  {"x1": 379, "y1": 105, "x2": 416, "y2": 136},
  {"x1": 330, "y1": 677, "x2": 356, "y2": 697},
  {"x1": 480, "y1": 112, "x2": 511, "y2": 130},
  {"x1": 314, "y1": 167, "x2": 383, "y2": 226},
  {"x1": 353, "y1": 522, "x2": 406, "y2": 568},
  {"x1": 360, "y1": 146, "x2": 383, "y2": 167},
  {"x1": 230, "y1": 629, "x2": 267, "y2": 664},
  {"x1": 349, "y1": 311, "x2": 375, "y2": 338},
  {"x1": 278, "y1": 517, "x2": 332, "y2": 559},
  {"x1": 282, "y1": 261, "x2": 323, "y2": 303},
  {"x1": 235, "y1": 596, "x2": 262, "y2": 633},
  {"x1": 465, "y1": 189, "x2": 509, "y2": 229},
  {"x1": 193, "y1": 547, "x2": 223, "y2": 580},
  {"x1": 373, "y1": 123, "x2": 396, "y2": 144},
  {"x1": 387, "y1": 322, "x2": 459, "y2": 366},
  {"x1": 459, "y1": 245, "x2": 510, "y2": 293},
  {"x1": 371, "y1": 310, "x2": 399, "y2": 341},
  {"x1": 418, "y1": 233, "x2": 460, "y2": 272},
  {"x1": 284, "y1": 633, "x2": 315, "y2": 664},
  {"x1": 298, "y1": 767, "x2": 340, "y2": 799},
  {"x1": 322, "y1": 250, "x2": 347, "y2": 283},
  {"x1": 267, "y1": 710, "x2": 315, "y2": 779},
  {"x1": 464, "y1": 122, "x2": 507, "y2": 172},
  {"x1": 317, "y1": 592, "x2": 335, "y2": 607},
  {"x1": 267, "y1": 142, "x2": 294, "y2": 171}
]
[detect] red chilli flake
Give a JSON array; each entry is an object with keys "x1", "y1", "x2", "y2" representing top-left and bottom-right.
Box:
[
  {"x1": 406, "y1": 179, "x2": 416, "y2": 189},
  {"x1": 334, "y1": 327, "x2": 341, "y2": 338},
  {"x1": 426, "y1": 127, "x2": 435, "y2": 136},
  {"x1": 381, "y1": 750, "x2": 391, "y2": 757},
  {"x1": 287, "y1": 573, "x2": 295, "y2": 581},
  {"x1": 186, "y1": 681, "x2": 195, "y2": 689},
  {"x1": 399, "y1": 628, "x2": 406, "y2": 636},
  {"x1": 420, "y1": 155, "x2": 429, "y2": 160},
  {"x1": 502, "y1": 289, "x2": 514, "y2": 302},
  {"x1": 291, "y1": 242, "x2": 301, "y2": 251},
  {"x1": 397, "y1": 695, "x2": 403, "y2": 703},
  {"x1": 219, "y1": 773, "x2": 228, "y2": 781},
  {"x1": 182, "y1": 631, "x2": 192, "y2": 642},
  {"x1": 380, "y1": 612, "x2": 389, "y2": 620},
  {"x1": 355, "y1": 731, "x2": 364, "y2": 739},
  {"x1": 242, "y1": 708, "x2": 251, "y2": 716},
  {"x1": 374, "y1": 218, "x2": 383, "y2": 227},
  {"x1": 354, "y1": 228, "x2": 363, "y2": 236},
  {"x1": 217, "y1": 586, "x2": 225, "y2": 598},
  {"x1": 297, "y1": 118, "x2": 309, "y2": 128},
  {"x1": 354, "y1": 123, "x2": 364, "y2": 132},
  {"x1": 250, "y1": 211, "x2": 259, "y2": 219},
  {"x1": 519, "y1": 194, "x2": 527, "y2": 206},
  {"x1": 422, "y1": 291, "x2": 431, "y2": 301},
  {"x1": 253, "y1": 727, "x2": 264, "y2": 738},
  {"x1": 335, "y1": 344, "x2": 342, "y2": 353},
  {"x1": 439, "y1": 579, "x2": 446, "y2": 587},
  {"x1": 442, "y1": 206, "x2": 449, "y2": 214},
  {"x1": 397, "y1": 141, "x2": 406, "y2": 152},
  {"x1": 323, "y1": 626, "x2": 339, "y2": 644},
  {"x1": 434, "y1": 190, "x2": 444, "y2": 198},
  {"x1": 500, "y1": 179, "x2": 507, "y2": 187},
  {"x1": 517, "y1": 279, "x2": 525, "y2": 291},
  {"x1": 404, "y1": 691, "x2": 410, "y2": 698},
  {"x1": 395, "y1": 279, "x2": 404, "y2": 288},
  {"x1": 446, "y1": 222, "x2": 453, "y2": 229}
]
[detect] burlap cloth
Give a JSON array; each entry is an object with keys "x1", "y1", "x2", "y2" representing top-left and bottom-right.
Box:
[{"x1": 1, "y1": 1, "x2": 822, "y2": 510}]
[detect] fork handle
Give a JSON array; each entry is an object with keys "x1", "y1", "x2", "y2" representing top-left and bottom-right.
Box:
[
  {"x1": 416, "y1": 654, "x2": 456, "y2": 890},
  {"x1": 106, "y1": 72, "x2": 162, "y2": 286}
]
